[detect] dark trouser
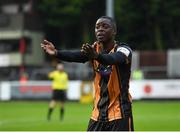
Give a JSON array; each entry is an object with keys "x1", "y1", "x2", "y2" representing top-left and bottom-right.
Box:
[{"x1": 87, "y1": 116, "x2": 134, "y2": 131}]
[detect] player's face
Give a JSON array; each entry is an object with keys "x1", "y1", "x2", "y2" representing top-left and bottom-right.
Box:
[{"x1": 95, "y1": 18, "x2": 115, "y2": 43}]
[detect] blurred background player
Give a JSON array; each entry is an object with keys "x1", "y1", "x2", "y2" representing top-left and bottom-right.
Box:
[
  {"x1": 47, "y1": 63, "x2": 69, "y2": 121},
  {"x1": 132, "y1": 68, "x2": 144, "y2": 80}
]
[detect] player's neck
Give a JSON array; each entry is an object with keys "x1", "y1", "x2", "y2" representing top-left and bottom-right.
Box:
[{"x1": 102, "y1": 40, "x2": 115, "y2": 52}]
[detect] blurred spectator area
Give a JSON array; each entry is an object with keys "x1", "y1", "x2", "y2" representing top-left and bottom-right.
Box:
[
  {"x1": 0, "y1": 1, "x2": 45, "y2": 81},
  {"x1": 0, "y1": 0, "x2": 42, "y2": 30},
  {"x1": 0, "y1": 0, "x2": 94, "y2": 81},
  {"x1": 0, "y1": 13, "x2": 42, "y2": 31},
  {"x1": 132, "y1": 50, "x2": 180, "y2": 79},
  {"x1": 0, "y1": 62, "x2": 93, "y2": 81},
  {"x1": 140, "y1": 51, "x2": 167, "y2": 79},
  {"x1": 1, "y1": 50, "x2": 180, "y2": 81},
  {"x1": 27, "y1": 62, "x2": 94, "y2": 81},
  {"x1": 0, "y1": 0, "x2": 180, "y2": 81}
]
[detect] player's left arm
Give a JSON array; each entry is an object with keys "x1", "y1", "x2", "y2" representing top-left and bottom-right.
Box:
[{"x1": 96, "y1": 45, "x2": 132, "y2": 65}]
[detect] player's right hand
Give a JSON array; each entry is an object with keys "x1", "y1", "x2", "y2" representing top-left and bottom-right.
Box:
[{"x1": 41, "y1": 40, "x2": 57, "y2": 56}]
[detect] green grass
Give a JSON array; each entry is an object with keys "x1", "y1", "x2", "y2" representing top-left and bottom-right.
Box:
[
  {"x1": 133, "y1": 101, "x2": 180, "y2": 131},
  {"x1": 0, "y1": 101, "x2": 180, "y2": 131}
]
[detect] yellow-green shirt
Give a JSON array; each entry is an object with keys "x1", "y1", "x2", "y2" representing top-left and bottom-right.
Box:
[
  {"x1": 48, "y1": 70, "x2": 68, "y2": 90},
  {"x1": 132, "y1": 69, "x2": 143, "y2": 80}
]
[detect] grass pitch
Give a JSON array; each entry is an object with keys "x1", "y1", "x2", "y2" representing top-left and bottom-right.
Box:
[{"x1": 0, "y1": 100, "x2": 180, "y2": 131}]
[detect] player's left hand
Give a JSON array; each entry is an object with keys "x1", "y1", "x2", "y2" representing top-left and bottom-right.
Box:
[{"x1": 81, "y1": 43, "x2": 98, "y2": 59}]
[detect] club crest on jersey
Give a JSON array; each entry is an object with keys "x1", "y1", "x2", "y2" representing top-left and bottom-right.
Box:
[{"x1": 117, "y1": 47, "x2": 130, "y2": 57}]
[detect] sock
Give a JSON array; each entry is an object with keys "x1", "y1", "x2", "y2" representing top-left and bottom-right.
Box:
[
  {"x1": 60, "y1": 108, "x2": 64, "y2": 120},
  {"x1": 47, "y1": 108, "x2": 53, "y2": 121}
]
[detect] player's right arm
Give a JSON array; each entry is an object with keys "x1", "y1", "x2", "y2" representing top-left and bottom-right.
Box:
[{"x1": 41, "y1": 40, "x2": 89, "y2": 63}]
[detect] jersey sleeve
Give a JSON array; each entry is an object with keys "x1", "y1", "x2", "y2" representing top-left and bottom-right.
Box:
[
  {"x1": 96, "y1": 45, "x2": 132, "y2": 65},
  {"x1": 56, "y1": 50, "x2": 89, "y2": 63},
  {"x1": 116, "y1": 45, "x2": 132, "y2": 64}
]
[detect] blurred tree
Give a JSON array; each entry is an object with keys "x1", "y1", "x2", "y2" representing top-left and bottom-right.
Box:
[
  {"x1": 115, "y1": 0, "x2": 180, "y2": 51},
  {"x1": 37, "y1": 0, "x2": 179, "y2": 51},
  {"x1": 38, "y1": 0, "x2": 82, "y2": 27},
  {"x1": 37, "y1": 0, "x2": 82, "y2": 49},
  {"x1": 37, "y1": 0, "x2": 105, "y2": 49}
]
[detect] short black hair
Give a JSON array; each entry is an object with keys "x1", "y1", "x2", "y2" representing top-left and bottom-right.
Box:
[{"x1": 99, "y1": 16, "x2": 117, "y2": 33}]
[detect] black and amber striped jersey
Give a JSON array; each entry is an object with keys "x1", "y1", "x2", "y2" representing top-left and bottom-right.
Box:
[
  {"x1": 91, "y1": 42, "x2": 132, "y2": 121},
  {"x1": 56, "y1": 41, "x2": 133, "y2": 121}
]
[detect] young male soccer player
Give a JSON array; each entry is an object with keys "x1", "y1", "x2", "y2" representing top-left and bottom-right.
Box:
[{"x1": 41, "y1": 16, "x2": 134, "y2": 131}]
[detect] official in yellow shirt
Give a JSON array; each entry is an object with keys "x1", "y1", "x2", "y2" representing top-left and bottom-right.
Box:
[
  {"x1": 132, "y1": 68, "x2": 144, "y2": 80},
  {"x1": 47, "y1": 63, "x2": 68, "y2": 121}
]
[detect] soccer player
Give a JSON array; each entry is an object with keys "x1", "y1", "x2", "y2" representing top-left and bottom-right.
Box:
[
  {"x1": 47, "y1": 63, "x2": 68, "y2": 121},
  {"x1": 41, "y1": 16, "x2": 134, "y2": 131}
]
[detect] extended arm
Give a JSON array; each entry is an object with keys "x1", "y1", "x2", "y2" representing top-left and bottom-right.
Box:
[
  {"x1": 41, "y1": 40, "x2": 89, "y2": 63},
  {"x1": 56, "y1": 50, "x2": 89, "y2": 63}
]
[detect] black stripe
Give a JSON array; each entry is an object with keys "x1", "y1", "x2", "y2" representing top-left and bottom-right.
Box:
[
  {"x1": 115, "y1": 65, "x2": 125, "y2": 118},
  {"x1": 114, "y1": 43, "x2": 132, "y2": 118},
  {"x1": 97, "y1": 76, "x2": 110, "y2": 121},
  {"x1": 117, "y1": 64, "x2": 132, "y2": 117},
  {"x1": 114, "y1": 44, "x2": 125, "y2": 117}
]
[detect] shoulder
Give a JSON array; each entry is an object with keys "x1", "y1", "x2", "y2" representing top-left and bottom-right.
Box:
[
  {"x1": 60, "y1": 71, "x2": 68, "y2": 76},
  {"x1": 63, "y1": 72, "x2": 68, "y2": 76},
  {"x1": 116, "y1": 42, "x2": 132, "y2": 57}
]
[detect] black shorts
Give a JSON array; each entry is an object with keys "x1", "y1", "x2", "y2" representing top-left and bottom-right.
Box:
[
  {"x1": 87, "y1": 116, "x2": 134, "y2": 131},
  {"x1": 52, "y1": 90, "x2": 67, "y2": 102}
]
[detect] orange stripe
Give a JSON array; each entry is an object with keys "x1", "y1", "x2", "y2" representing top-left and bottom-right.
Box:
[
  {"x1": 91, "y1": 72, "x2": 101, "y2": 120},
  {"x1": 91, "y1": 43, "x2": 102, "y2": 120},
  {"x1": 108, "y1": 66, "x2": 116, "y2": 119},
  {"x1": 128, "y1": 117, "x2": 131, "y2": 132},
  {"x1": 107, "y1": 46, "x2": 124, "y2": 121},
  {"x1": 107, "y1": 65, "x2": 122, "y2": 120}
]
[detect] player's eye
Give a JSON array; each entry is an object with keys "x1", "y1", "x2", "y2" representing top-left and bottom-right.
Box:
[
  {"x1": 103, "y1": 24, "x2": 110, "y2": 29},
  {"x1": 95, "y1": 25, "x2": 100, "y2": 29}
]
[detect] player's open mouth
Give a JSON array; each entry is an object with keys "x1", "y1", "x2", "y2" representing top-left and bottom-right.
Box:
[
  {"x1": 97, "y1": 33, "x2": 105, "y2": 39},
  {"x1": 97, "y1": 35, "x2": 104, "y2": 38},
  {"x1": 97, "y1": 36, "x2": 105, "y2": 41}
]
